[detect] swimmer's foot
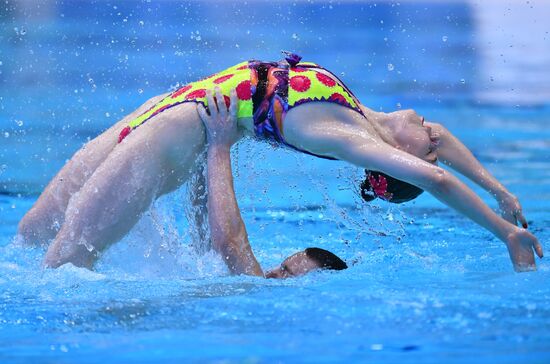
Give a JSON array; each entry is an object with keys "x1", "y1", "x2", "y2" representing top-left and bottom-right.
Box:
[
  {"x1": 505, "y1": 228, "x2": 543, "y2": 272},
  {"x1": 43, "y1": 238, "x2": 97, "y2": 270}
]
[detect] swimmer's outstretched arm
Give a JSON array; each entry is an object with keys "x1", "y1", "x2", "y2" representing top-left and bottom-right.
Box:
[
  {"x1": 294, "y1": 123, "x2": 543, "y2": 272},
  {"x1": 197, "y1": 88, "x2": 263, "y2": 276},
  {"x1": 426, "y1": 122, "x2": 527, "y2": 227}
]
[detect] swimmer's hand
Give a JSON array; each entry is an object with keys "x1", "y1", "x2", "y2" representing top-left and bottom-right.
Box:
[
  {"x1": 505, "y1": 227, "x2": 543, "y2": 272},
  {"x1": 498, "y1": 192, "x2": 528, "y2": 228},
  {"x1": 197, "y1": 87, "x2": 239, "y2": 147}
]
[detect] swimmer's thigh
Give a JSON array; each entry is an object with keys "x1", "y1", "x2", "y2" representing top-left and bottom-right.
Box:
[
  {"x1": 43, "y1": 103, "x2": 205, "y2": 268},
  {"x1": 18, "y1": 93, "x2": 170, "y2": 245}
]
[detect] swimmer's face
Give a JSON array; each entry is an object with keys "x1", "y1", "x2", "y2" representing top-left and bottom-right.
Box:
[
  {"x1": 387, "y1": 109, "x2": 439, "y2": 164},
  {"x1": 265, "y1": 251, "x2": 322, "y2": 279}
]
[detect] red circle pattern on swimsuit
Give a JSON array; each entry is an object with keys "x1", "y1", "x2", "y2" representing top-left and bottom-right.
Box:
[
  {"x1": 236, "y1": 64, "x2": 249, "y2": 70},
  {"x1": 290, "y1": 75, "x2": 311, "y2": 92},
  {"x1": 316, "y1": 72, "x2": 336, "y2": 87},
  {"x1": 236, "y1": 80, "x2": 252, "y2": 100},
  {"x1": 171, "y1": 84, "x2": 192, "y2": 99},
  {"x1": 213, "y1": 74, "x2": 234, "y2": 84},
  {"x1": 329, "y1": 92, "x2": 348, "y2": 105},
  {"x1": 186, "y1": 89, "x2": 207, "y2": 99},
  {"x1": 118, "y1": 126, "x2": 132, "y2": 143},
  {"x1": 291, "y1": 67, "x2": 307, "y2": 73}
]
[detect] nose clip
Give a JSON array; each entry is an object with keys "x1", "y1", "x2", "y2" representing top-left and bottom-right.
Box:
[{"x1": 281, "y1": 51, "x2": 302, "y2": 67}]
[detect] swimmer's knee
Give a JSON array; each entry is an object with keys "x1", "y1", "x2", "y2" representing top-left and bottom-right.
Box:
[
  {"x1": 18, "y1": 208, "x2": 60, "y2": 245},
  {"x1": 18, "y1": 210, "x2": 42, "y2": 245}
]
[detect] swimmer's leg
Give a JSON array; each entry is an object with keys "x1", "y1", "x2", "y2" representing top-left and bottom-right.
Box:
[
  {"x1": 43, "y1": 103, "x2": 204, "y2": 269},
  {"x1": 43, "y1": 137, "x2": 166, "y2": 268},
  {"x1": 18, "y1": 93, "x2": 169, "y2": 245}
]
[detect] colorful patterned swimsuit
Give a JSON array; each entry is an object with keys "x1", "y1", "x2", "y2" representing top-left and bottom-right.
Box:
[{"x1": 118, "y1": 52, "x2": 365, "y2": 160}]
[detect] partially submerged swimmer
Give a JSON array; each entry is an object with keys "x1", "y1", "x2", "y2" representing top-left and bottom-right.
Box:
[
  {"x1": 201, "y1": 87, "x2": 347, "y2": 278},
  {"x1": 18, "y1": 52, "x2": 542, "y2": 272}
]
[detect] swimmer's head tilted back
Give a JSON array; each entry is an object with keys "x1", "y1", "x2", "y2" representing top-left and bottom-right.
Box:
[
  {"x1": 360, "y1": 170, "x2": 424, "y2": 204},
  {"x1": 265, "y1": 247, "x2": 348, "y2": 279}
]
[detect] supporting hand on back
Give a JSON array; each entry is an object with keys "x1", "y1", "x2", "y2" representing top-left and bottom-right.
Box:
[{"x1": 197, "y1": 87, "x2": 240, "y2": 148}]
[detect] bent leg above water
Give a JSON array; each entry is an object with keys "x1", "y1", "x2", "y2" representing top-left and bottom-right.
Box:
[
  {"x1": 18, "y1": 93, "x2": 170, "y2": 245},
  {"x1": 42, "y1": 138, "x2": 167, "y2": 269},
  {"x1": 43, "y1": 103, "x2": 205, "y2": 269}
]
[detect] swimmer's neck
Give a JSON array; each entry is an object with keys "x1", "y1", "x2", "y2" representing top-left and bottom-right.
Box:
[{"x1": 359, "y1": 105, "x2": 397, "y2": 146}]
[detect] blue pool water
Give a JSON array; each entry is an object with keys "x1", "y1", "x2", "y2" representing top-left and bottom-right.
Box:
[{"x1": 1, "y1": 1, "x2": 550, "y2": 363}]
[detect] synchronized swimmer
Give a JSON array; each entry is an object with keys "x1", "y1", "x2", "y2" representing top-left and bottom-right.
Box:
[{"x1": 18, "y1": 52, "x2": 543, "y2": 273}]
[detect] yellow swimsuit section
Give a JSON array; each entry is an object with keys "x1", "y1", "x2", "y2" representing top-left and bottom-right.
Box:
[
  {"x1": 118, "y1": 54, "x2": 364, "y2": 159},
  {"x1": 118, "y1": 61, "x2": 252, "y2": 142}
]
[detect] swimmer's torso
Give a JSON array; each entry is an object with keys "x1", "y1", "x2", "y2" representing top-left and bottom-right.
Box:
[{"x1": 118, "y1": 54, "x2": 365, "y2": 159}]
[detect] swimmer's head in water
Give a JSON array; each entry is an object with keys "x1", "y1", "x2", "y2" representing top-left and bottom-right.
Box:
[
  {"x1": 360, "y1": 170, "x2": 424, "y2": 204},
  {"x1": 265, "y1": 247, "x2": 347, "y2": 279}
]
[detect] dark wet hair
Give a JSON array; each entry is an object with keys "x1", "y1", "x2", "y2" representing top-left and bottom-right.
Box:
[
  {"x1": 305, "y1": 247, "x2": 348, "y2": 271},
  {"x1": 360, "y1": 170, "x2": 423, "y2": 204}
]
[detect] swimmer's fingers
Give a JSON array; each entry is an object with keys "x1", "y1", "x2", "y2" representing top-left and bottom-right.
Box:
[
  {"x1": 501, "y1": 209, "x2": 516, "y2": 225},
  {"x1": 499, "y1": 193, "x2": 528, "y2": 228},
  {"x1": 197, "y1": 103, "x2": 210, "y2": 126},
  {"x1": 229, "y1": 88, "x2": 238, "y2": 119},
  {"x1": 205, "y1": 89, "x2": 218, "y2": 118},
  {"x1": 534, "y1": 239, "x2": 544, "y2": 259},
  {"x1": 516, "y1": 211, "x2": 528, "y2": 230},
  {"x1": 214, "y1": 87, "x2": 227, "y2": 119}
]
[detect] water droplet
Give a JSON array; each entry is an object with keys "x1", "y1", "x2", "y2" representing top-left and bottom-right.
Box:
[
  {"x1": 80, "y1": 239, "x2": 95, "y2": 252},
  {"x1": 460, "y1": 78, "x2": 466, "y2": 84},
  {"x1": 4, "y1": 132, "x2": 9, "y2": 138},
  {"x1": 0, "y1": 61, "x2": 3, "y2": 66},
  {"x1": 387, "y1": 63, "x2": 395, "y2": 71},
  {"x1": 371, "y1": 344, "x2": 384, "y2": 351},
  {"x1": 442, "y1": 35, "x2": 448, "y2": 42},
  {"x1": 292, "y1": 33, "x2": 299, "y2": 40},
  {"x1": 20, "y1": 28, "x2": 27, "y2": 35},
  {"x1": 195, "y1": 35, "x2": 201, "y2": 41},
  {"x1": 138, "y1": 88, "x2": 143, "y2": 94},
  {"x1": 396, "y1": 102, "x2": 402, "y2": 109},
  {"x1": 139, "y1": 20, "x2": 144, "y2": 26},
  {"x1": 105, "y1": 112, "x2": 110, "y2": 117},
  {"x1": 15, "y1": 119, "x2": 23, "y2": 127}
]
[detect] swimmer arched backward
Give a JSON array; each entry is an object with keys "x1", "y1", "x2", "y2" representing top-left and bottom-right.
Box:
[
  {"x1": 18, "y1": 52, "x2": 542, "y2": 272},
  {"x1": 118, "y1": 53, "x2": 364, "y2": 160}
]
